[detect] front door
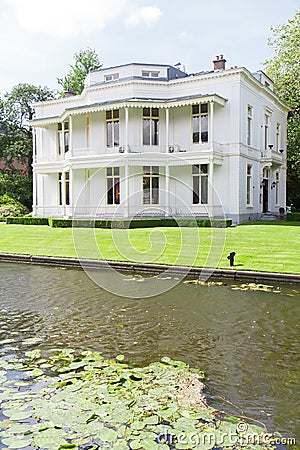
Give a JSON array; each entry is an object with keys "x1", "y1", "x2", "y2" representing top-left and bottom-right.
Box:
[{"x1": 262, "y1": 179, "x2": 268, "y2": 213}]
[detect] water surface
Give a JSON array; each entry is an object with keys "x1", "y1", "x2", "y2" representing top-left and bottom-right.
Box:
[{"x1": 0, "y1": 262, "x2": 299, "y2": 442}]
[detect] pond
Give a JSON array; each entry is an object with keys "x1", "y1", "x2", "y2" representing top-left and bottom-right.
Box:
[{"x1": 0, "y1": 262, "x2": 299, "y2": 444}]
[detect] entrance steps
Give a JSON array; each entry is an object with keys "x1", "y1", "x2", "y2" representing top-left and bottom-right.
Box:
[{"x1": 261, "y1": 213, "x2": 278, "y2": 221}]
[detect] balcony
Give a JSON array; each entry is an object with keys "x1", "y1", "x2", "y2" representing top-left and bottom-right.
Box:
[{"x1": 261, "y1": 147, "x2": 284, "y2": 166}]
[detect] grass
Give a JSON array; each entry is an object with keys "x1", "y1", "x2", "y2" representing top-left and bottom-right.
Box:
[{"x1": 0, "y1": 221, "x2": 299, "y2": 274}]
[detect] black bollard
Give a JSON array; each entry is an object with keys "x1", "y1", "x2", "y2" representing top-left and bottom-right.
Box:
[{"x1": 227, "y1": 252, "x2": 236, "y2": 267}]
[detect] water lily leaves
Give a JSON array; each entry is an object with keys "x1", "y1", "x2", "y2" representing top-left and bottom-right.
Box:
[
  {"x1": 2, "y1": 410, "x2": 32, "y2": 421},
  {"x1": 97, "y1": 426, "x2": 118, "y2": 442},
  {"x1": 1, "y1": 436, "x2": 31, "y2": 449}
]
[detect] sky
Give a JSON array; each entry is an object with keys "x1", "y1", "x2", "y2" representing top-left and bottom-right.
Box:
[{"x1": 0, "y1": 0, "x2": 299, "y2": 95}]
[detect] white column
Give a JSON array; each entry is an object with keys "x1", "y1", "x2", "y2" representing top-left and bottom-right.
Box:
[
  {"x1": 69, "y1": 116, "x2": 73, "y2": 156},
  {"x1": 209, "y1": 101, "x2": 214, "y2": 151},
  {"x1": 33, "y1": 173, "x2": 37, "y2": 216},
  {"x1": 125, "y1": 107, "x2": 129, "y2": 153},
  {"x1": 62, "y1": 172, "x2": 66, "y2": 217},
  {"x1": 32, "y1": 129, "x2": 37, "y2": 215},
  {"x1": 124, "y1": 161, "x2": 129, "y2": 218},
  {"x1": 165, "y1": 164, "x2": 169, "y2": 216},
  {"x1": 165, "y1": 108, "x2": 169, "y2": 153},
  {"x1": 209, "y1": 158, "x2": 214, "y2": 216},
  {"x1": 69, "y1": 169, "x2": 73, "y2": 216}
]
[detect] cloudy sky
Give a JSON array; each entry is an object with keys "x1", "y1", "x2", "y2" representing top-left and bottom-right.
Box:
[{"x1": 0, "y1": 0, "x2": 298, "y2": 94}]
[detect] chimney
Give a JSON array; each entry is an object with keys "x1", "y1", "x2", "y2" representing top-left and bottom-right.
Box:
[
  {"x1": 64, "y1": 88, "x2": 76, "y2": 97},
  {"x1": 213, "y1": 54, "x2": 226, "y2": 71}
]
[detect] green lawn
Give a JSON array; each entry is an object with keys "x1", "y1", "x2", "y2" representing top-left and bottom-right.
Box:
[{"x1": 0, "y1": 221, "x2": 299, "y2": 274}]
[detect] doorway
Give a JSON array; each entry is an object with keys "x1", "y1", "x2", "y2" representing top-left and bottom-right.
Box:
[{"x1": 262, "y1": 179, "x2": 269, "y2": 213}]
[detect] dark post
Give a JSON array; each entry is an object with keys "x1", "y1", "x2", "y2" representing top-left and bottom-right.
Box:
[{"x1": 227, "y1": 252, "x2": 236, "y2": 267}]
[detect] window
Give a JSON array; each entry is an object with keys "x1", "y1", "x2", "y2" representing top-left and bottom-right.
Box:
[
  {"x1": 143, "y1": 108, "x2": 159, "y2": 146},
  {"x1": 58, "y1": 173, "x2": 62, "y2": 206},
  {"x1": 106, "y1": 110, "x2": 119, "y2": 147},
  {"x1": 143, "y1": 166, "x2": 159, "y2": 204},
  {"x1": 107, "y1": 167, "x2": 120, "y2": 205},
  {"x1": 105, "y1": 73, "x2": 119, "y2": 82},
  {"x1": 58, "y1": 122, "x2": 69, "y2": 154},
  {"x1": 192, "y1": 104, "x2": 208, "y2": 143},
  {"x1": 142, "y1": 71, "x2": 159, "y2": 78},
  {"x1": 192, "y1": 164, "x2": 208, "y2": 204},
  {"x1": 246, "y1": 164, "x2": 252, "y2": 205},
  {"x1": 276, "y1": 123, "x2": 281, "y2": 152},
  {"x1": 247, "y1": 106, "x2": 253, "y2": 146},
  {"x1": 58, "y1": 172, "x2": 70, "y2": 206},
  {"x1": 264, "y1": 113, "x2": 269, "y2": 150},
  {"x1": 275, "y1": 171, "x2": 279, "y2": 204}
]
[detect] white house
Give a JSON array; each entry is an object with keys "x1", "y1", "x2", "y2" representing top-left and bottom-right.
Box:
[{"x1": 31, "y1": 56, "x2": 288, "y2": 224}]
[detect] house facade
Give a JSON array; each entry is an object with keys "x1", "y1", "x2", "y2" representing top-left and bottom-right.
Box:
[{"x1": 31, "y1": 56, "x2": 288, "y2": 223}]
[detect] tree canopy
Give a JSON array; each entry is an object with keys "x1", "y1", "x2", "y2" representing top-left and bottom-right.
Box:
[
  {"x1": 264, "y1": 9, "x2": 300, "y2": 208},
  {"x1": 0, "y1": 84, "x2": 54, "y2": 207},
  {"x1": 57, "y1": 47, "x2": 102, "y2": 96}
]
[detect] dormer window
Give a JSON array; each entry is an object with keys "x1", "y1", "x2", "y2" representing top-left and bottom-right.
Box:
[
  {"x1": 104, "y1": 73, "x2": 119, "y2": 82},
  {"x1": 142, "y1": 71, "x2": 159, "y2": 78}
]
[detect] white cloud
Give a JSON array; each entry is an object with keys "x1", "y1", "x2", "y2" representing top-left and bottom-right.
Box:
[
  {"x1": 5, "y1": 0, "x2": 129, "y2": 38},
  {"x1": 126, "y1": 6, "x2": 162, "y2": 27}
]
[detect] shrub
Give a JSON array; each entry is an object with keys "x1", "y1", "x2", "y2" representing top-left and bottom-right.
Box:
[{"x1": 287, "y1": 212, "x2": 300, "y2": 221}]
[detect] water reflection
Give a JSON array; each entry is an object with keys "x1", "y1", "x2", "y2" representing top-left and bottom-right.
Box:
[{"x1": 0, "y1": 262, "x2": 299, "y2": 441}]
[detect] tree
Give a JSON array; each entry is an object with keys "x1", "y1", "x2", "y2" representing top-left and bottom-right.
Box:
[
  {"x1": 57, "y1": 47, "x2": 102, "y2": 96},
  {"x1": 0, "y1": 84, "x2": 54, "y2": 207},
  {"x1": 264, "y1": 9, "x2": 300, "y2": 208}
]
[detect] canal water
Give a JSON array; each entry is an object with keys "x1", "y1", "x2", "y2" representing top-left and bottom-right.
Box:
[{"x1": 0, "y1": 262, "x2": 299, "y2": 442}]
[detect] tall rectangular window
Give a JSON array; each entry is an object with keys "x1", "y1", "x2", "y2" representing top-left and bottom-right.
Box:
[
  {"x1": 143, "y1": 166, "x2": 159, "y2": 204},
  {"x1": 246, "y1": 164, "x2": 252, "y2": 205},
  {"x1": 58, "y1": 173, "x2": 62, "y2": 205},
  {"x1": 192, "y1": 164, "x2": 208, "y2": 204},
  {"x1": 107, "y1": 167, "x2": 120, "y2": 204},
  {"x1": 58, "y1": 122, "x2": 69, "y2": 154},
  {"x1": 276, "y1": 123, "x2": 281, "y2": 152},
  {"x1": 143, "y1": 108, "x2": 159, "y2": 145},
  {"x1": 275, "y1": 171, "x2": 279, "y2": 204},
  {"x1": 106, "y1": 110, "x2": 119, "y2": 147},
  {"x1": 247, "y1": 106, "x2": 253, "y2": 146},
  {"x1": 264, "y1": 114, "x2": 269, "y2": 150},
  {"x1": 65, "y1": 172, "x2": 70, "y2": 206},
  {"x1": 192, "y1": 104, "x2": 208, "y2": 143}
]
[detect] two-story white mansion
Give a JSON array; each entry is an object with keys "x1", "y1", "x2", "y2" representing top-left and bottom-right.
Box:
[{"x1": 31, "y1": 56, "x2": 288, "y2": 223}]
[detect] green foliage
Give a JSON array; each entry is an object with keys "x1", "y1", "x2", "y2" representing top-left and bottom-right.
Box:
[
  {"x1": 287, "y1": 212, "x2": 300, "y2": 221},
  {"x1": 0, "y1": 348, "x2": 277, "y2": 450},
  {"x1": 49, "y1": 217, "x2": 232, "y2": 229},
  {"x1": 0, "y1": 194, "x2": 28, "y2": 217},
  {"x1": 6, "y1": 217, "x2": 49, "y2": 225},
  {"x1": 57, "y1": 47, "x2": 102, "y2": 95},
  {"x1": 264, "y1": 9, "x2": 300, "y2": 208},
  {"x1": 0, "y1": 173, "x2": 33, "y2": 208}
]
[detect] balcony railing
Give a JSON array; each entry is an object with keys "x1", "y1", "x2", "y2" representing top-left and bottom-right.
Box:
[{"x1": 260, "y1": 148, "x2": 283, "y2": 165}]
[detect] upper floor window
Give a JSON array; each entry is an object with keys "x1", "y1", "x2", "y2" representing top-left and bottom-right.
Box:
[
  {"x1": 192, "y1": 104, "x2": 208, "y2": 144},
  {"x1": 143, "y1": 108, "x2": 159, "y2": 146},
  {"x1": 247, "y1": 106, "x2": 253, "y2": 146},
  {"x1": 192, "y1": 164, "x2": 208, "y2": 204},
  {"x1": 105, "y1": 73, "x2": 119, "y2": 82},
  {"x1": 143, "y1": 166, "x2": 159, "y2": 204},
  {"x1": 264, "y1": 113, "x2": 270, "y2": 150},
  {"x1": 106, "y1": 110, "x2": 119, "y2": 147},
  {"x1": 58, "y1": 122, "x2": 69, "y2": 154},
  {"x1": 142, "y1": 71, "x2": 160, "y2": 78},
  {"x1": 276, "y1": 123, "x2": 281, "y2": 152},
  {"x1": 107, "y1": 167, "x2": 120, "y2": 204}
]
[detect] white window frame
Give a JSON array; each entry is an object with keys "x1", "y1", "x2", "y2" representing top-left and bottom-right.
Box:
[
  {"x1": 192, "y1": 104, "x2": 209, "y2": 144},
  {"x1": 192, "y1": 164, "x2": 209, "y2": 205},
  {"x1": 246, "y1": 164, "x2": 253, "y2": 206},
  {"x1": 106, "y1": 167, "x2": 120, "y2": 205},
  {"x1": 104, "y1": 73, "x2": 119, "y2": 82},
  {"x1": 247, "y1": 105, "x2": 253, "y2": 146},
  {"x1": 276, "y1": 123, "x2": 281, "y2": 152},
  {"x1": 57, "y1": 122, "x2": 69, "y2": 155},
  {"x1": 106, "y1": 109, "x2": 119, "y2": 148},
  {"x1": 142, "y1": 108, "x2": 159, "y2": 146},
  {"x1": 143, "y1": 166, "x2": 159, "y2": 204}
]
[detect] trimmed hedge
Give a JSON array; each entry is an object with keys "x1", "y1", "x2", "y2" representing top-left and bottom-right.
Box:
[
  {"x1": 6, "y1": 217, "x2": 49, "y2": 225},
  {"x1": 48, "y1": 217, "x2": 232, "y2": 228},
  {"x1": 4, "y1": 217, "x2": 232, "y2": 228},
  {"x1": 287, "y1": 213, "x2": 300, "y2": 221}
]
